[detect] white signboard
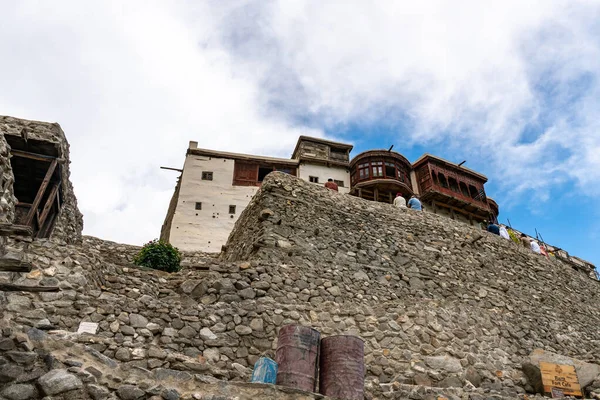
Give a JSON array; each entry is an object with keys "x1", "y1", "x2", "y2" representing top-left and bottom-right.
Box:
[{"x1": 77, "y1": 322, "x2": 99, "y2": 335}]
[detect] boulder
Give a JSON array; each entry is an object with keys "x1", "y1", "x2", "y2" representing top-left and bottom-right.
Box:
[
  {"x1": 38, "y1": 369, "x2": 83, "y2": 395},
  {"x1": 523, "y1": 349, "x2": 600, "y2": 392},
  {"x1": 117, "y1": 384, "x2": 145, "y2": 400},
  {"x1": 1, "y1": 383, "x2": 38, "y2": 400}
]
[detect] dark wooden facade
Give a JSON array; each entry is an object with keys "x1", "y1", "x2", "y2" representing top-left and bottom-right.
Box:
[
  {"x1": 232, "y1": 161, "x2": 297, "y2": 187},
  {"x1": 413, "y1": 155, "x2": 498, "y2": 223},
  {"x1": 349, "y1": 150, "x2": 414, "y2": 203}
]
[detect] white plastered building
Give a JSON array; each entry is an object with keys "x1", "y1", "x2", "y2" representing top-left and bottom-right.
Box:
[{"x1": 161, "y1": 136, "x2": 353, "y2": 252}]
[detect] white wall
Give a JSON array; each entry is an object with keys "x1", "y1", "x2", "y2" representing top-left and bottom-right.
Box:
[
  {"x1": 169, "y1": 155, "x2": 258, "y2": 252},
  {"x1": 298, "y1": 163, "x2": 350, "y2": 194}
]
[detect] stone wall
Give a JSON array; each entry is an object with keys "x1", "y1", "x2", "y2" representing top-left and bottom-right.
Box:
[
  {"x1": 0, "y1": 132, "x2": 16, "y2": 226},
  {"x1": 0, "y1": 172, "x2": 599, "y2": 399},
  {"x1": 0, "y1": 116, "x2": 83, "y2": 244},
  {"x1": 222, "y1": 172, "x2": 600, "y2": 391}
]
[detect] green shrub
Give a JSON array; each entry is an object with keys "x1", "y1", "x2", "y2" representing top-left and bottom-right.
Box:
[{"x1": 133, "y1": 239, "x2": 181, "y2": 273}]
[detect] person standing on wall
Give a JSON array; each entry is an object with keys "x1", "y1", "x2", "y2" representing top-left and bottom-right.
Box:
[
  {"x1": 407, "y1": 195, "x2": 422, "y2": 211},
  {"x1": 393, "y1": 193, "x2": 406, "y2": 208},
  {"x1": 520, "y1": 233, "x2": 531, "y2": 249},
  {"x1": 324, "y1": 178, "x2": 338, "y2": 191},
  {"x1": 498, "y1": 224, "x2": 510, "y2": 240},
  {"x1": 530, "y1": 240, "x2": 542, "y2": 254},
  {"x1": 487, "y1": 221, "x2": 500, "y2": 235}
]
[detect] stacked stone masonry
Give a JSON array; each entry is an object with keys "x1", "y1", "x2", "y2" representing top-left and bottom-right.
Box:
[{"x1": 0, "y1": 172, "x2": 599, "y2": 399}]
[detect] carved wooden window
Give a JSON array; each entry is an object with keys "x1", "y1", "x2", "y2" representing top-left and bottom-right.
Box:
[
  {"x1": 438, "y1": 173, "x2": 448, "y2": 188},
  {"x1": 334, "y1": 180, "x2": 344, "y2": 187},
  {"x1": 309, "y1": 176, "x2": 319, "y2": 183},
  {"x1": 448, "y1": 177, "x2": 459, "y2": 193},
  {"x1": 372, "y1": 161, "x2": 383, "y2": 177},
  {"x1": 358, "y1": 163, "x2": 370, "y2": 180},
  {"x1": 233, "y1": 161, "x2": 259, "y2": 186},
  {"x1": 201, "y1": 171, "x2": 213, "y2": 181}
]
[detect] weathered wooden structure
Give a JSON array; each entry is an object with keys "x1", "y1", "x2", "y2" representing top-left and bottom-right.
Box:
[
  {"x1": 349, "y1": 151, "x2": 499, "y2": 224},
  {"x1": 413, "y1": 154, "x2": 498, "y2": 223},
  {"x1": 5, "y1": 135, "x2": 64, "y2": 238},
  {"x1": 0, "y1": 116, "x2": 83, "y2": 244},
  {"x1": 349, "y1": 150, "x2": 413, "y2": 203}
]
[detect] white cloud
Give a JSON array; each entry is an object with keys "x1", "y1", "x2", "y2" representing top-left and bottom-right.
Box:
[
  {"x1": 1, "y1": 0, "x2": 599, "y2": 244},
  {"x1": 208, "y1": 0, "x2": 600, "y2": 199},
  {"x1": 0, "y1": 0, "x2": 321, "y2": 244}
]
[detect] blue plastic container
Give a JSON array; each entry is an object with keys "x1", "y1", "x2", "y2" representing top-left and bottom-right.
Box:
[{"x1": 250, "y1": 357, "x2": 278, "y2": 384}]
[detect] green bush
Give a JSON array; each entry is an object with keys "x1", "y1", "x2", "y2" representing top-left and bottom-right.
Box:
[{"x1": 133, "y1": 239, "x2": 181, "y2": 273}]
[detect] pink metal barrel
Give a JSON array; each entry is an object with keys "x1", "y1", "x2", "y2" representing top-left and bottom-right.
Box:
[
  {"x1": 275, "y1": 324, "x2": 321, "y2": 392},
  {"x1": 319, "y1": 335, "x2": 365, "y2": 399}
]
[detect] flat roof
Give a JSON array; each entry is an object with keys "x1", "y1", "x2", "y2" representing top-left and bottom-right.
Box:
[
  {"x1": 412, "y1": 153, "x2": 488, "y2": 181},
  {"x1": 292, "y1": 135, "x2": 353, "y2": 159},
  {"x1": 188, "y1": 147, "x2": 299, "y2": 166}
]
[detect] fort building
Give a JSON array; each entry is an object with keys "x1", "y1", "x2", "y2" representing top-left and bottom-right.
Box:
[
  {"x1": 160, "y1": 136, "x2": 353, "y2": 252},
  {"x1": 161, "y1": 136, "x2": 500, "y2": 252},
  {"x1": 1, "y1": 116, "x2": 599, "y2": 400}
]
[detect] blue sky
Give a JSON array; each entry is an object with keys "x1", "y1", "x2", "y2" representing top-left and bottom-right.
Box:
[{"x1": 0, "y1": 1, "x2": 598, "y2": 267}]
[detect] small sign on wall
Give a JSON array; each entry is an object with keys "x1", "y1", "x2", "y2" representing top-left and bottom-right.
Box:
[
  {"x1": 540, "y1": 361, "x2": 582, "y2": 398},
  {"x1": 77, "y1": 322, "x2": 99, "y2": 335}
]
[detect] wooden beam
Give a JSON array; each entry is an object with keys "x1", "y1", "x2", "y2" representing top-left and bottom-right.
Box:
[
  {"x1": 160, "y1": 166, "x2": 183, "y2": 172},
  {"x1": 10, "y1": 149, "x2": 61, "y2": 163},
  {"x1": 0, "y1": 259, "x2": 33, "y2": 272},
  {"x1": 37, "y1": 184, "x2": 59, "y2": 234},
  {"x1": 55, "y1": 190, "x2": 61, "y2": 211},
  {"x1": 25, "y1": 159, "x2": 57, "y2": 227},
  {"x1": 0, "y1": 223, "x2": 33, "y2": 237},
  {"x1": 0, "y1": 283, "x2": 60, "y2": 292}
]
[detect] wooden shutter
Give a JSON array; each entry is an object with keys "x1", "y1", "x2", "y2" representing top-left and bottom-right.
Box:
[{"x1": 233, "y1": 161, "x2": 258, "y2": 186}]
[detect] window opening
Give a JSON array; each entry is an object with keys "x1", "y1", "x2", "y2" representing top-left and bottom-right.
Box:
[
  {"x1": 469, "y1": 184, "x2": 479, "y2": 199},
  {"x1": 5, "y1": 135, "x2": 62, "y2": 239},
  {"x1": 372, "y1": 161, "x2": 383, "y2": 177},
  {"x1": 448, "y1": 177, "x2": 459, "y2": 193},
  {"x1": 257, "y1": 166, "x2": 273, "y2": 182},
  {"x1": 309, "y1": 176, "x2": 319, "y2": 183},
  {"x1": 432, "y1": 172, "x2": 439, "y2": 186},
  {"x1": 229, "y1": 205, "x2": 236, "y2": 214},
  {"x1": 358, "y1": 163, "x2": 370, "y2": 180},
  {"x1": 334, "y1": 180, "x2": 344, "y2": 187},
  {"x1": 201, "y1": 171, "x2": 213, "y2": 181},
  {"x1": 195, "y1": 202, "x2": 202, "y2": 210},
  {"x1": 330, "y1": 147, "x2": 348, "y2": 161},
  {"x1": 459, "y1": 182, "x2": 470, "y2": 197},
  {"x1": 438, "y1": 173, "x2": 448, "y2": 188},
  {"x1": 385, "y1": 162, "x2": 396, "y2": 179}
]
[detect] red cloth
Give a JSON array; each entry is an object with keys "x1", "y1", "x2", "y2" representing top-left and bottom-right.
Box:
[{"x1": 324, "y1": 181, "x2": 339, "y2": 191}]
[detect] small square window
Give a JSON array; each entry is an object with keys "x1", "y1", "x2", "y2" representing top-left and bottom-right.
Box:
[
  {"x1": 202, "y1": 171, "x2": 213, "y2": 181},
  {"x1": 334, "y1": 180, "x2": 344, "y2": 187},
  {"x1": 309, "y1": 176, "x2": 319, "y2": 183},
  {"x1": 195, "y1": 202, "x2": 202, "y2": 210},
  {"x1": 229, "y1": 205, "x2": 236, "y2": 214}
]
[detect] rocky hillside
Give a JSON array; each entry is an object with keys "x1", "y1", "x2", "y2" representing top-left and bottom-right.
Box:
[{"x1": 0, "y1": 172, "x2": 599, "y2": 399}]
